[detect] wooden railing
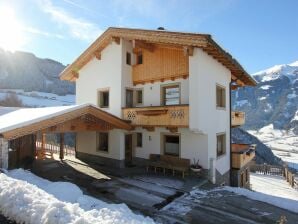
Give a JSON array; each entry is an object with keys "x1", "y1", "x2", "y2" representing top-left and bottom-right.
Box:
[
  {"x1": 122, "y1": 105, "x2": 189, "y2": 127},
  {"x1": 36, "y1": 141, "x2": 75, "y2": 157},
  {"x1": 231, "y1": 144, "x2": 256, "y2": 169},
  {"x1": 232, "y1": 111, "x2": 245, "y2": 127},
  {"x1": 250, "y1": 164, "x2": 297, "y2": 188}
]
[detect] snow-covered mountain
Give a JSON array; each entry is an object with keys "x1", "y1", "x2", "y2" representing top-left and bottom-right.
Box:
[
  {"x1": 0, "y1": 49, "x2": 75, "y2": 107},
  {"x1": 0, "y1": 49, "x2": 74, "y2": 96},
  {"x1": 232, "y1": 61, "x2": 298, "y2": 134}
]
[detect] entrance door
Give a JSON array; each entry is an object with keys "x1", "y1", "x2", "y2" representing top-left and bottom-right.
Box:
[
  {"x1": 125, "y1": 134, "x2": 133, "y2": 163},
  {"x1": 126, "y1": 89, "x2": 134, "y2": 107}
]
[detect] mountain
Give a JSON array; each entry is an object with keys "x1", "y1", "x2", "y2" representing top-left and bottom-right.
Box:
[
  {"x1": 0, "y1": 49, "x2": 74, "y2": 95},
  {"x1": 232, "y1": 61, "x2": 298, "y2": 135}
]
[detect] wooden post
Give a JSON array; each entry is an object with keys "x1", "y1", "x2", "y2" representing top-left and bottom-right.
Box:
[
  {"x1": 59, "y1": 133, "x2": 64, "y2": 160},
  {"x1": 40, "y1": 133, "x2": 46, "y2": 159}
]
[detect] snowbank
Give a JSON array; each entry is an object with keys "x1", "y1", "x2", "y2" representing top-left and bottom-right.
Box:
[
  {"x1": 223, "y1": 186, "x2": 298, "y2": 213},
  {"x1": 0, "y1": 170, "x2": 155, "y2": 224}
]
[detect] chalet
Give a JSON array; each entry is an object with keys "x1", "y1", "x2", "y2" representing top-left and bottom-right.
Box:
[{"x1": 0, "y1": 27, "x2": 257, "y2": 186}]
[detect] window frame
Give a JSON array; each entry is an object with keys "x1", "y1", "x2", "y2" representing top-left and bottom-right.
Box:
[
  {"x1": 216, "y1": 84, "x2": 226, "y2": 109},
  {"x1": 136, "y1": 132, "x2": 143, "y2": 147},
  {"x1": 98, "y1": 88, "x2": 110, "y2": 108},
  {"x1": 216, "y1": 132, "x2": 226, "y2": 158},
  {"x1": 96, "y1": 132, "x2": 109, "y2": 152},
  {"x1": 135, "y1": 88, "x2": 143, "y2": 106},
  {"x1": 163, "y1": 134, "x2": 180, "y2": 157},
  {"x1": 161, "y1": 83, "x2": 181, "y2": 106}
]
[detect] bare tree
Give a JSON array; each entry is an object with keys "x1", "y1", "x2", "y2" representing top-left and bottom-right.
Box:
[{"x1": 0, "y1": 93, "x2": 23, "y2": 107}]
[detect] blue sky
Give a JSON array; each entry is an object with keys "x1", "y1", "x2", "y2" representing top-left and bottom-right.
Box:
[{"x1": 0, "y1": 0, "x2": 297, "y2": 73}]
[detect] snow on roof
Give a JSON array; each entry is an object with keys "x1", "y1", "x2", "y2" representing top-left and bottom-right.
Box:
[
  {"x1": 0, "y1": 107, "x2": 21, "y2": 116},
  {"x1": 0, "y1": 104, "x2": 92, "y2": 134}
]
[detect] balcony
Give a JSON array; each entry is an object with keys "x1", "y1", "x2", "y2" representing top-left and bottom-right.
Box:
[
  {"x1": 232, "y1": 111, "x2": 245, "y2": 127},
  {"x1": 231, "y1": 144, "x2": 256, "y2": 169},
  {"x1": 122, "y1": 105, "x2": 189, "y2": 128}
]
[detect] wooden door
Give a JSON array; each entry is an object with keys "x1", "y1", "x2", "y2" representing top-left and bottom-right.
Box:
[{"x1": 125, "y1": 134, "x2": 133, "y2": 163}]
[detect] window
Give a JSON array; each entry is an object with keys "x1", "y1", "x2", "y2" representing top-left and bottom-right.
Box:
[
  {"x1": 97, "y1": 132, "x2": 109, "y2": 152},
  {"x1": 216, "y1": 85, "x2": 226, "y2": 108},
  {"x1": 162, "y1": 85, "x2": 180, "y2": 106},
  {"x1": 164, "y1": 135, "x2": 179, "y2": 156},
  {"x1": 217, "y1": 133, "x2": 226, "y2": 157},
  {"x1": 98, "y1": 90, "x2": 109, "y2": 108},
  {"x1": 126, "y1": 52, "x2": 131, "y2": 65},
  {"x1": 126, "y1": 89, "x2": 134, "y2": 107},
  {"x1": 136, "y1": 133, "x2": 143, "y2": 147},
  {"x1": 135, "y1": 89, "x2": 143, "y2": 105},
  {"x1": 137, "y1": 52, "x2": 143, "y2": 64}
]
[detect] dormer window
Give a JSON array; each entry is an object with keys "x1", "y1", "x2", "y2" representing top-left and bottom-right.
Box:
[{"x1": 137, "y1": 52, "x2": 143, "y2": 65}]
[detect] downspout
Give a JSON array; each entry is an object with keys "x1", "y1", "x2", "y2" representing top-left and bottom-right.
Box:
[{"x1": 229, "y1": 81, "x2": 232, "y2": 185}]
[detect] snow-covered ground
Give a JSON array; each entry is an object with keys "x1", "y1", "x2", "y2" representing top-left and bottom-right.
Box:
[
  {"x1": 250, "y1": 173, "x2": 298, "y2": 201},
  {"x1": 0, "y1": 89, "x2": 75, "y2": 107},
  {"x1": 248, "y1": 124, "x2": 298, "y2": 170},
  {"x1": 0, "y1": 169, "x2": 155, "y2": 224}
]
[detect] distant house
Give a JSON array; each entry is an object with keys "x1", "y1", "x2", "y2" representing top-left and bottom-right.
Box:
[{"x1": 0, "y1": 27, "x2": 256, "y2": 186}]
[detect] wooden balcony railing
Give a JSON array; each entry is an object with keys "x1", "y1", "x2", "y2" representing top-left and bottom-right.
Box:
[
  {"x1": 122, "y1": 105, "x2": 189, "y2": 127},
  {"x1": 231, "y1": 144, "x2": 256, "y2": 169},
  {"x1": 232, "y1": 111, "x2": 245, "y2": 127}
]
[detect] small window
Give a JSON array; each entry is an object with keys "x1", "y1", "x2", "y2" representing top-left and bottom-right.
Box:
[
  {"x1": 136, "y1": 133, "x2": 143, "y2": 147},
  {"x1": 126, "y1": 52, "x2": 131, "y2": 65},
  {"x1": 137, "y1": 52, "x2": 143, "y2": 64},
  {"x1": 162, "y1": 85, "x2": 180, "y2": 106},
  {"x1": 164, "y1": 135, "x2": 179, "y2": 156},
  {"x1": 216, "y1": 85, "x2": 226, "y2": 108},
  {"x1": 136, "y1": 89, "x2": 143, "y2": 105},
  {"x1": 97, "y1": 132, "x2": 109, "y2": 152},
  {"x1": 98, "y1": 90, "x2": 109, "y2": 108},
  {"x1": 126, "y1": 89, "x2": 134, "y2": 107},
  {"x1": 217, "y1": 133, "x2": 226, "y2": 157}
]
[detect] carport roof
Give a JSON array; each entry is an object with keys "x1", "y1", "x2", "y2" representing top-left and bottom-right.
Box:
[{"x1": 0, "y1": 103, "x2": 132, "y2": 140}]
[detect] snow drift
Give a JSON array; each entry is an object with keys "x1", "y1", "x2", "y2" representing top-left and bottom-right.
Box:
[{"x1": 0, "y1": 170, "x2": 155, "y2": 224}]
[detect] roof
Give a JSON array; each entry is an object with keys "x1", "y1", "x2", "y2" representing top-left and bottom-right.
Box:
[
  {"x1": 0, "y1": 107, "x2": 21, "y2": 116},
  {"x1": 0, "y1": 104, "x2": 132, "y2": 140},
  {"x1": 60, "y1": 27, "x2": 257, "y2": 86}
]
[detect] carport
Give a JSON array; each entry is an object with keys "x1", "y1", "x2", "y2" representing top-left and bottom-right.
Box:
[{"x1": 0, "y1": 104, "x2": 132, "y2": 169}]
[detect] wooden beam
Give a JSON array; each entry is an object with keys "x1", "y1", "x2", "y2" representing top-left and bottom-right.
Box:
[
  {"x1": 59, "y1": 133, "x2": 64, "y2": 160},
  {"x1": 94, "y1": 50, "x2": 101, "y2": 60},
  {"x1": 111, "y1": 36, "x2": 120, "y2": 44},
  {"x1": 167, "y1": 127, "x2": 178, "y2": 133},
  {"x1": 71, "y1": 70, "x2": 79, "y2": 79},
  {"x1": 143, "y1": 126, "x2": 155, "y2": 132},
  {"x1": 133, "y1": 40, "x2": 155, "y2": 52},
  {"x1": 183, "y1": 46, "x2": 194, "y2": 56}
]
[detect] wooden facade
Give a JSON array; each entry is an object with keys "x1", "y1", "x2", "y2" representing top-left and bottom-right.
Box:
[
  {"x1": 133, "y1": 46, "x2": 188, "y2": 85},
  {"x1": 122, "y1": 105, "x2": 189, "y2": 128},
  {"x1": 231, "y1": 144, "x2": 256, "y2": 169},
  {"x1": 231, "y1": 111, "x2": 245, "y2": 127}
]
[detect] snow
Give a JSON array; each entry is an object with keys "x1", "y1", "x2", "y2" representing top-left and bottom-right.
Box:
[
  {"x1": 287, "y1": 92, "x2": 296, "y2": 99},
  {"x1": 236, "y1": 99, "x2": 248, "y2": 107},
  {"x1": 252, "y1": 61, "x2": 298, "y2": 84},
  {"x1": 250, "y1": 173, "x2": 298, "y2": 201},
  {"x1": 259, "y1": 85, "x2": 271, "y2": 90},
  {"x1": 248, "y1": 124, "x2": 298, "y2": 170},
  {"x1": 0, "y1": 169, "x2": 155, "y2": 224},
  {"x1": 223, "y1": 186, "x2": 298, "y2": 213},
  {"x1": 258, "y1": 96, "x2": 266, "y2": 101},
  {"x1": 0, "y1": 89, "x2": 75, "y2": 107},
  {"x1": 0, "y1": 103, "x2": 94, "y2": 133}
]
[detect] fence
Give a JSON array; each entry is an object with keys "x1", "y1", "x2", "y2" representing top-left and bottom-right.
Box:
[
  {"x1": 36, "y1": 141, "x2": 75, "y2": 157},
  {"x1": 250, "y1": 164, "x2": 297, "y2": 189}
]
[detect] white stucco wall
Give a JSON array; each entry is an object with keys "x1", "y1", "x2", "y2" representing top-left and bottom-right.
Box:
[
  {"x1": 133, "y1": 127, "x2": 208, "y2": 169},
  {"x1": 189, "y1": 48, "x2": 231, "y2": 175},
  {"x1": 76, "y1": 41, "x2": 123, "y2": 117},
  {"x1": 76, "y1": 129, "x2": 125, "y2": 160}
]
